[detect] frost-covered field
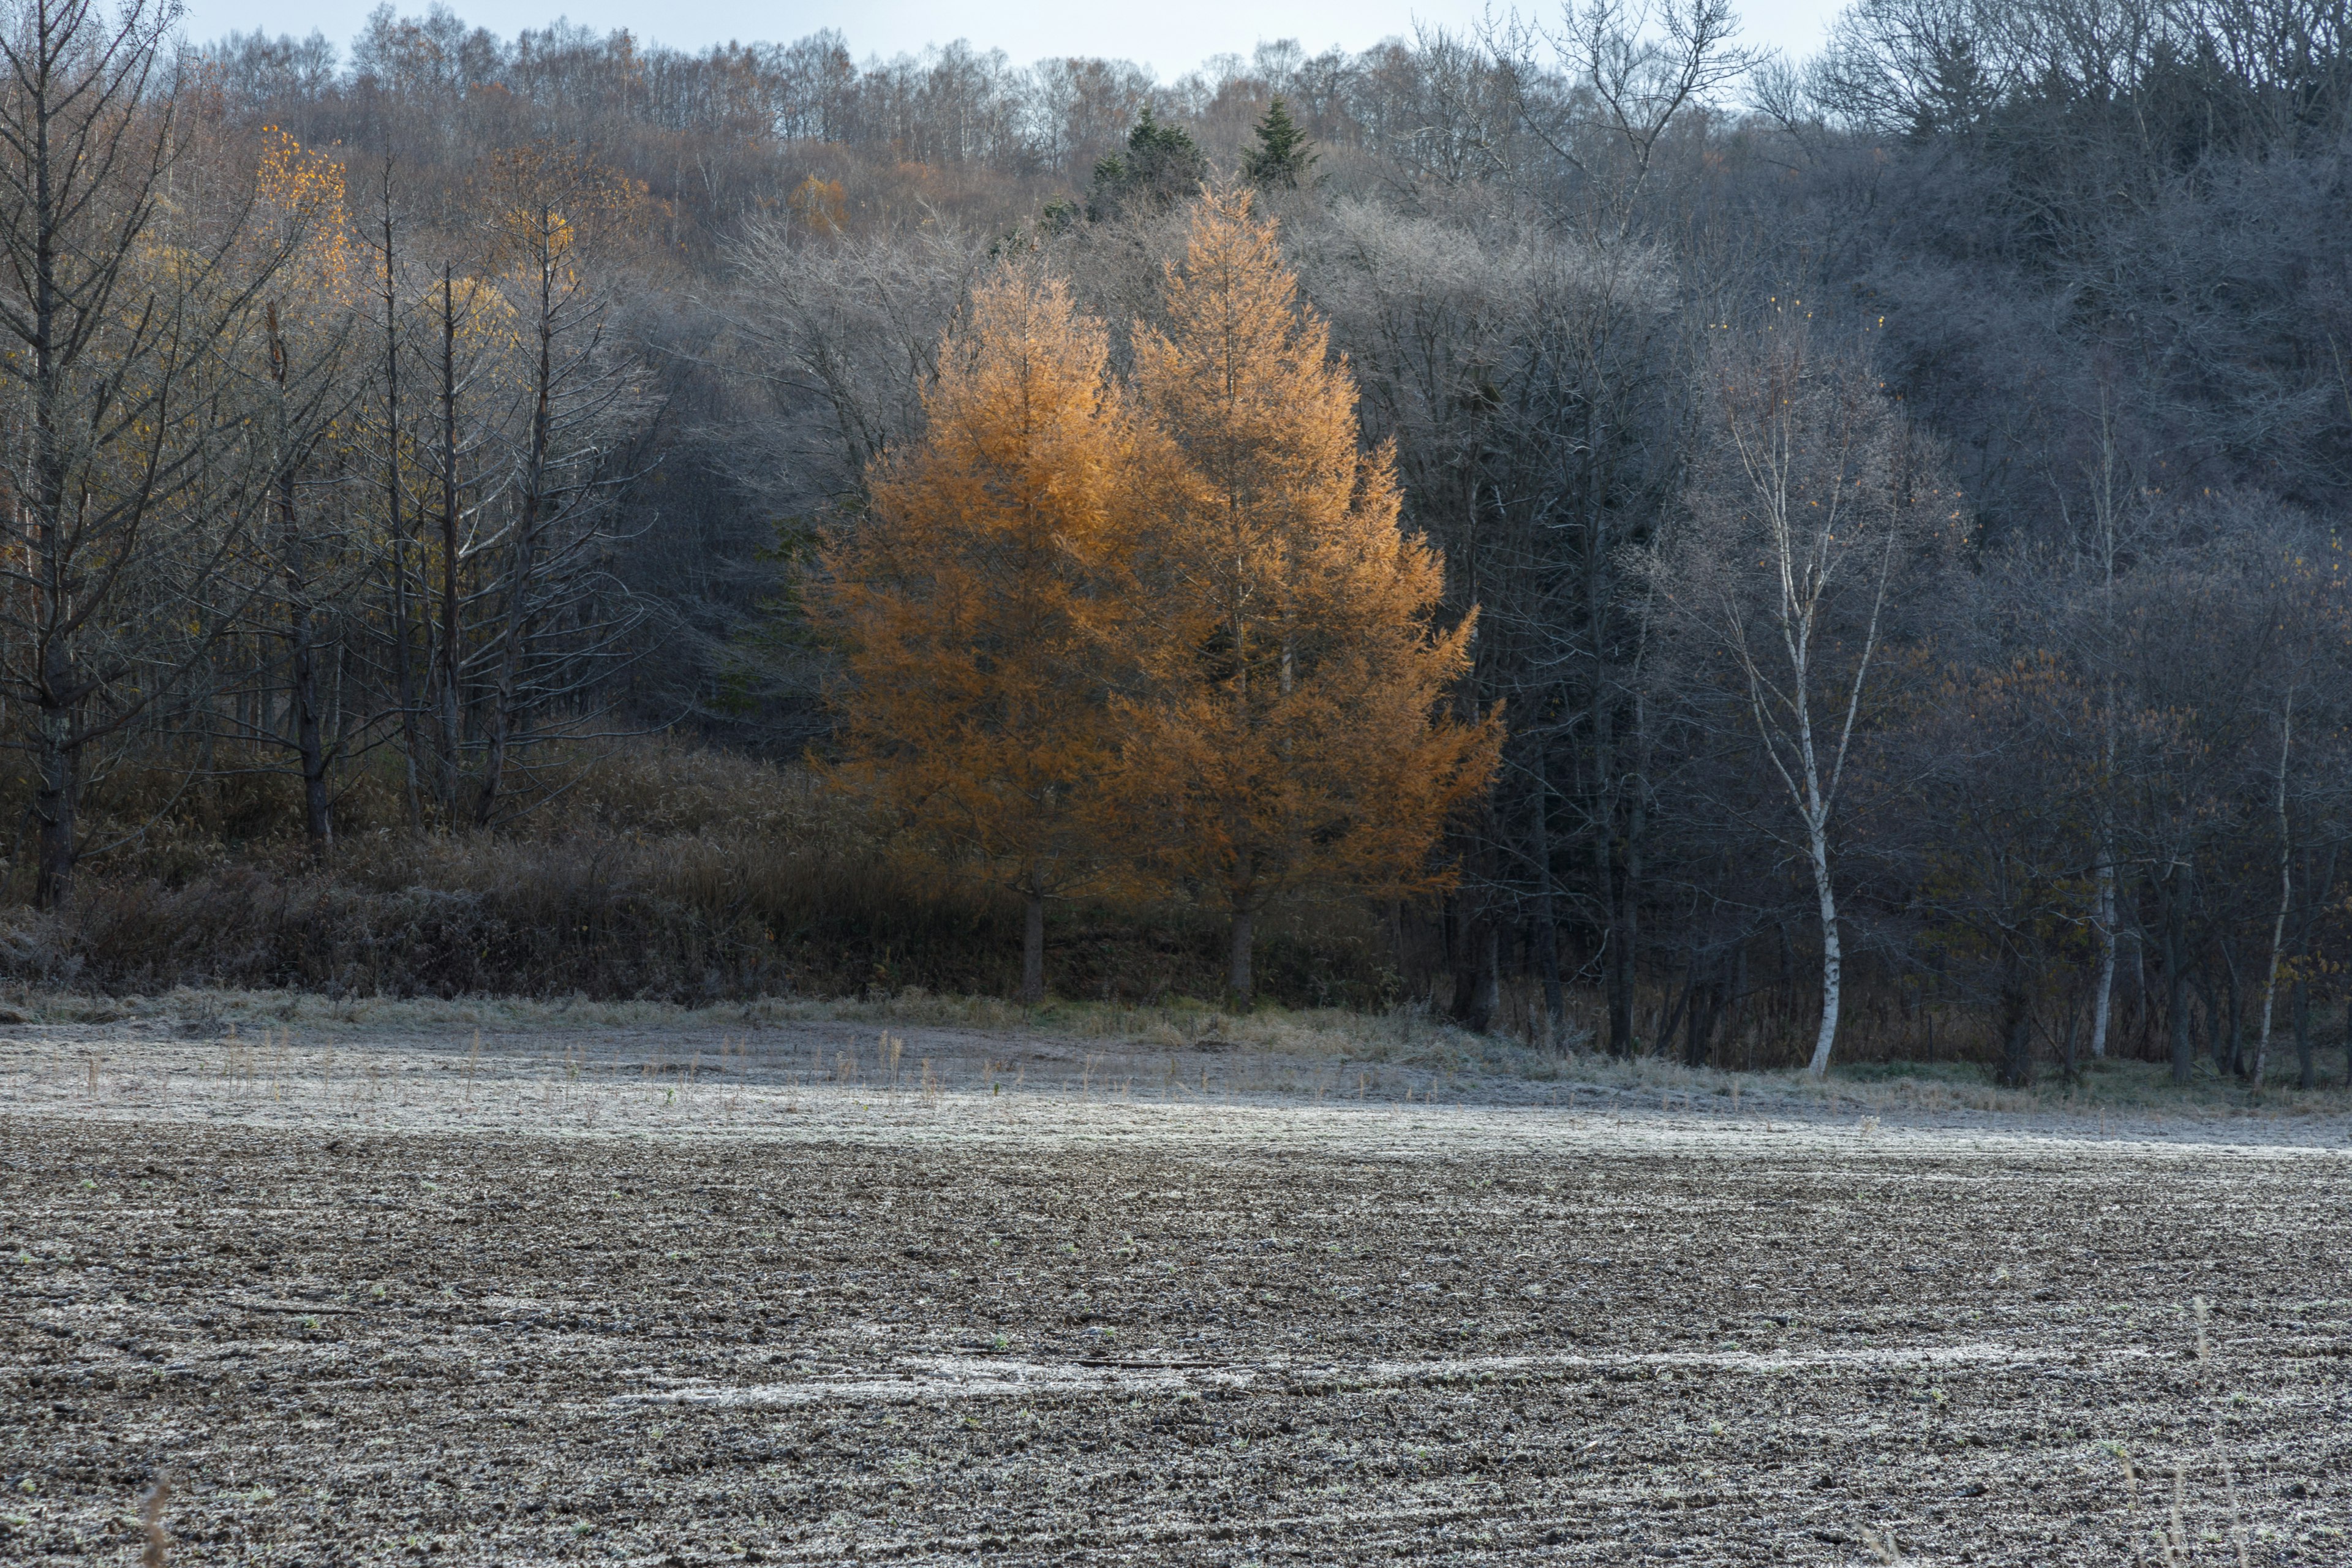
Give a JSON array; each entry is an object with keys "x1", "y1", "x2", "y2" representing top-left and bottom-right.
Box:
[{"x1": 4, "y1": 1018, "x2": 2349, "y2": 1564}]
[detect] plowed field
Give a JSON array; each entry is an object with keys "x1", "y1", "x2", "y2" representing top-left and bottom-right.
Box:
[{"x1": 4, "y1": 1022, "x2": 2348, "y2": 1564}]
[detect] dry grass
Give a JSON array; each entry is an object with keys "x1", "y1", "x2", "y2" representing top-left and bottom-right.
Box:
[
  {"x1": 136, "y1": 1477, "x2": 170, "y2": 1568},
  {"x1": 4, "y1": 983, "x2": 2343, "y2": 1126},
  {"x1": 0, "y1": 740, "x2": 1393, "y2": 1009}
]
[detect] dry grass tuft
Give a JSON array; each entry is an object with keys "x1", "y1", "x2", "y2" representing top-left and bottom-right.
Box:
[{"x1": 137, "y1": 1476, "x2": 170, "y2": 1568}]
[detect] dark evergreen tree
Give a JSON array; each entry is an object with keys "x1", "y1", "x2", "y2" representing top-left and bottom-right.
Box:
[
  {"x1": 1243, "y1": 96, "x2": 1317, "y2": 189},
  {"x1": 1085, "y1": 108, "x2": 1208, "y2": 220}
]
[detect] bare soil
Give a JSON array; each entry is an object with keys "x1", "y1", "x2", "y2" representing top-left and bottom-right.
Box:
[{"x1": 4, "y1": 1017, "x2": 2350, "y2": 1565}]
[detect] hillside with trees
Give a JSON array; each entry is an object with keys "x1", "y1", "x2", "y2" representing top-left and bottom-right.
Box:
[{"x1": 1, "y1": 0, "x2": 2348, "y2": 1088}]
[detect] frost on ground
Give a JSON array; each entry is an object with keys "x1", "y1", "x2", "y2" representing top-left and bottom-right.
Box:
[{"x1": 3, "y1": 1017, "x2": 2350, "y2": 1565}]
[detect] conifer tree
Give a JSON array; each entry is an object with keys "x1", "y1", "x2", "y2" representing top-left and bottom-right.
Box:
[
  {"x1": 1123, "y1": 191, "x2": 1500, "y2": 1005},
  {"x1": 1085, "y1": 108, "x2": 1208, "y2": 221},
  {"x1": 1243, "y1": 96, "x2": 1317, "y2": 190},
  {"x1": 818, "y1": 273, "x2": 1141, "y2": 1003}
]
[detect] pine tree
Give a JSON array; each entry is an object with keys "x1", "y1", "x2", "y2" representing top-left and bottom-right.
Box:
[
  {"x1": 1085, "y1": 108, "x2": 1208, "y2": 221},
  {"x1": 1243, "y1": 97, "x2": 1317, "y2": 190},
  {"x1": 817, "y1": 273, "x2": 1142, "y2": 1003},
  {"x1": 1122, "y1": 191, "x2": 1499, "y2": 1005}
]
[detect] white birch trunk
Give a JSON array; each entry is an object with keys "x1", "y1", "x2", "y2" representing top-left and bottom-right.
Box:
[
  {"x1": 2089, "y1": 406, "x2": 2122, "y2": 1061},
  {"x1": 1806, "y1": 810, "x2": 1841, "y2": 1077},
  {"x1": 1705, "y1": 326, "x2": 1906, "y2": 1082}
]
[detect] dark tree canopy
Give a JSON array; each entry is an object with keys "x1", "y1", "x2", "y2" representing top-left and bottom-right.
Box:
[
  {"x1": 1086, "y1": 108, "x2": 1210, "y2": 219},
  {"x1": 1243, "y1": 96, "x2": 1316, "y2": 187}
]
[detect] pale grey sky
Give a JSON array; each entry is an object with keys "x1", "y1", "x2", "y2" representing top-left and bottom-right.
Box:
[{"x1": 177, "y1": 0, "x2": 1847, "y2": 79}]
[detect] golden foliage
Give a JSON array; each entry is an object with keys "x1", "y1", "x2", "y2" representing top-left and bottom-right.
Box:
[
  {"x1": 1119, "y1": 190, "x2": 1500, "y2": 923},
  {"x1": 788, "y1": 175, "x2": 847, "y2": 233},
  {"x1": 819, "y1": 270, "x2": 1140, "y2": 903},
  {"x1": 252, "y1": 127, "x2": 355, "y2": 307},
  {"x1": 817, "y1": 192, "x2": 1499, "y2": 998},
  {"x1": 477, "y1": 141, "x2": 639, "y2": 284}
]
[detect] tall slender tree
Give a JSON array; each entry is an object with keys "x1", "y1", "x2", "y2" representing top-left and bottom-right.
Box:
[
  {"x1": 1123, "y1": 190, "x2": 1501, "y2": 1006},
  {"x1": 1651, "y1": 309, "x2": 1952, "y2": 1076},
  {"x1": 238, "y1": 129, "x2": 360, "y2": 850},
  {"x1": 472, "y1": 141, "x2": 644, "y2": 826},
  {"x1": 817, "y1": 270, "x2": 1144, "y2": 1001}
]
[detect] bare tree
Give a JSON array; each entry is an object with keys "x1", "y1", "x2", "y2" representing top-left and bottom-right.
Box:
[
  {"x1": 470, "y1": 141, "x2": 650, "y2": 824},
  {"x1": 219, "y1": 130, "x2": 364, "y2": 848},
  {"x1": 0, "y1": 0, "x2": 298, "y2": 905},
  {"x1": 1650, "y1": 311, "x2": 1951, "y2": 1076},
  {"x1": 1496, "y1": 0, "x2": 1760, "y2": 231}
]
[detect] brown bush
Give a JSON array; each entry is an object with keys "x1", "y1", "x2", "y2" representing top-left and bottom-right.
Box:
[{"x1": 0, "y1": 740, "x2": 1395, "y2": 1006}]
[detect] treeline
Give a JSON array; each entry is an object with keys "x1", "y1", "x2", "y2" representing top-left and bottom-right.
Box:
[{"x1": 1, "y1": 0, "x2": 2348, "y2": 1087}]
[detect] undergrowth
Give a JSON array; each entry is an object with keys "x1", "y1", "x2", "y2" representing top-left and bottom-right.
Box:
[
  {"x1": 2, "y1": 739, "x2": 2345, "y2": 1101},
  {"x1": 0, "y1": 741, "x2": 1393, "y2": 1009}
]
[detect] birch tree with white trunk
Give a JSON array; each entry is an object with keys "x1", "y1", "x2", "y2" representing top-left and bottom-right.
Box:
[{"x1": 1649, "y1": 307, "x2": 1951, "y2": 1077}]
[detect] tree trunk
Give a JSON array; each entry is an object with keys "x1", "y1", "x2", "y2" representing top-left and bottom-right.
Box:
[
  {"x1": 2293, "y1": 981, "x2": 2313, "y2": 1091},
  {"x1": 292, "y1": 622, "x2": 331, "y2": 846},
  {"x1": 1603, "y1": 811, "x2": 1634, "y2": 1052},
  {"x1": 1531, "y1": 743, "x2": 1564, "y2": 1049},
  {"x1": 2217, "y1": 946, "x2": 2244, "y2": 1078},
  {"x1": 1684, "y1": 967, "x2": 1717, "y2": 1068},
  {"x1": 1730, "y1": 942, "x2": 1750, "y2": 1068},
  {"x1": 2092, "y1": 417, "x2": 2121, "y2": 1060},
  {"x1": 473, "y1": 529, "x2": 535, "y2": 827},
  {"x1": 1997, "y1": 969, "x2": 2034, "y2": 1088},
  {"x1": 2190, "y1": 966, "x2": 2218, "y2": 1074},
  {"x1": 435, "y1": 265, "x2": 465, "y2": 820},
  {"x1": 1804, "y1": 816, "x2": 1841, "y2": 1078},
  {"x1": 1585, "y1": 453, "x2": 1629, "y2": 1057},
  {"x1": 2090, "y1": 851, "x2": 2116, "y2": 1058},
  {"x1": 1019, "y1": 889, "x2": 1046, "y2": 1006},
  {"x1": 2252, "y1": 692, "x2": 2293, "y2": 1090},
  {"x1": 1608, "y1": 850, "x2": 1638, "y2": 1054},
  {"x1": 1616, "y1": 709, "x2": 1650, "y2": 1053},
  {"x1": 381, "y1": 164, "x2": 424, "y2": 834},
  {"x1": 270, "y1": 306, "x2": 333, "y2": 851},
  {"x1": 29, "y1": 54, "x2": 72, "y2": 912},
  {"x1": 32, "y1": 699, "x2": 74, "y2": 911},
  {"x1": 1448, "y1": 893, "x2": 1479, "y2": 1025},
  {"x1": 2162, "y1": 867, "x2": 2193, "y2": 1085},
  {"x1": 475, "y1": 261, "x2": 557, "y2": 829},
  {"x1": 1659, "y1": 957, "x2": 1694, "y2": 1065},
  {"x1": 1227, "y1": 906, "x2": 1254, "y2": 1009},
  {"x1": 1468, "y1": 921, "x2": 1500, "y2": 1035}
]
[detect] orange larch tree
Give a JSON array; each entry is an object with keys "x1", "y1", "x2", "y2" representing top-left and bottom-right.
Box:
[
  {"x1": 1121, "y1": 190, "x2": 1501, "y2": 1005},
  {"x1": 817, "y1": 270, "x2": 1140, "y2": 1002}
]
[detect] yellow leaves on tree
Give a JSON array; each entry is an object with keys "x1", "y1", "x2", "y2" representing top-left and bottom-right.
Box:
[
  {"x1": 820, "y1": 194, "x2": 1498, "y2": 1006},
  {"x1": 818, "y1": 273, "x2": 1140, "y2": 1003},
  {"x1": 479, "y1": 141, "x2": 638, "y2": 285},
  {"x1": 1123, "y1": 190, "x2": 1499, "y2": 1001},
  {"x1": 788, "y1": 175, "x2": 846, "y2": 233},
  {"x1": 252, "y1": 128, "x2": 355, "y2": 306}
]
